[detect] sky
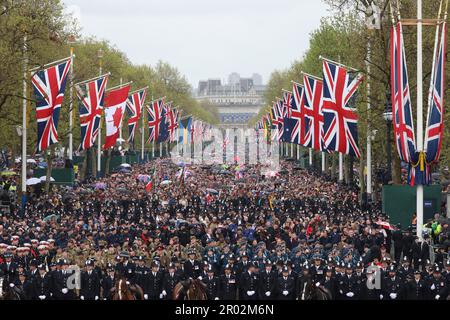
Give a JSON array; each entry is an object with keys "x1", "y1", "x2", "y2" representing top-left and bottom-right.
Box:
[{"x1": 63, "y1": 0, "x2": 330, "y2": 87}]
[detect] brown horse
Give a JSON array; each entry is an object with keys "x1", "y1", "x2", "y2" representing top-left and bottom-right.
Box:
[
  {"x1": 110, "y1": 277, "x2": 144, "y2": 300},
  {"x1": 173, "y1": 279, "x2": 208, "y2": 300}
]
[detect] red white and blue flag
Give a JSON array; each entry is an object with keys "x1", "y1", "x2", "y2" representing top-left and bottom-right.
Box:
[
  {"x1": 147, "y1": 99, "x2": 164, "y2": 143},
  {"x1": 291, "y1": 82, "x2": 306, "y2": 146},
  {"x1": 303, "y1": 74, "x2": 324, "y2": 151},
  {"x1": 270, "y1": 102, "x2": 280, "y2": 142},
  {"x1": 126, "y1": 88, "x2": 147, "y2": 144},
  {"x1": 103, "y1": 85, "x2": 131, "y2": 149},
  {"x1": 76, "y1": 75, "x2": 109, "y2": 151},
  {"x1": 167, "y1": 107, "x2": 179, "y2": 143},
  {"x1": 322, "y1": 60, "x2": 363, "y2": 158},
  {"x1": 391, "y1": 22, "x2": 416, "y2": 165},
  {"x1": 31, "y1": 58, "x2": 71, "y2": 153}
]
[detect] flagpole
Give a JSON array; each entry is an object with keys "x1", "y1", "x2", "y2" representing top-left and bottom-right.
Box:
[
  {"x1": 366, "y1": 37, "x2": 372, "y2": 198},
  {"x1": 68, "y1": 45, "x2": 74, "y2": 161},
  {"x1": 141, "y1": 101, "x2": 145, "y2": 162},
  {"x1": 119, "y1": 78, "x2": 123, "y2": 146},
  {"x1": 97, "y1": 49, "x2": 103, "y2": 178},
  {"x1": 416, "y1": 0, "x2": 424, "y2": 240},
  {"x1": 322, "y1": 152, "x2": 325, "y2": 172},
  {"x1": 339, "y1": 153, "x2": 344, "y2": 182},
  {"x1": 309, "y1": 148, "x2": 313, "y2": 166},
  {"x1": 21, "y1": 35, "x2": 28, "y2": 205}
]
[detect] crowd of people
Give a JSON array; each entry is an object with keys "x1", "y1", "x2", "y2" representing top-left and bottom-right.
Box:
[{"x1": 0, "y1": 156, "x2": 449, "y2": 300}]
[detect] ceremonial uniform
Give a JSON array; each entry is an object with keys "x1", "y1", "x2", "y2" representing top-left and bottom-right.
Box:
[
  {"x1": 277, "y1": 269, "x2": 295, "y2": 300},
  {"x1": 162, "y1": 268, "x2": 181, "y2": 300},
  {"x1": 219, "y1": 272, "x2": 237, "y2": 300},
  {"x1": 80, "y1": 269, "x2": 101, "y2": 300},
  {"x1": 204, "y1": 273, "x2": 220, "y2": 300},
  {"x1": 144, "y1": 269, "x2": 163, "y2": 300},
  {"x1": 259, "y1": 266, "x2": 277, "y2": 299},
  {"x1": 239, "y1": 270, "x2": 259, "y2": 300}
]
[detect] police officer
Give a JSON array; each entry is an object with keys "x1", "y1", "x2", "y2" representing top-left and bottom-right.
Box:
[
  {"x1": 239, "y1": 263, "x2": 258, "y2": 300},
  {"x1": 259, "y1": 260, "x2": 277, "y2": 300},
  {"x1": 53, "y1": 259, "x2": 76, "y2": 300},
  {"x1": 101, "y1": 264, "x2": 116, "y2": 300},
  {"x1": 277, "y1": 266, "x2": 295, "y2": 300},
  {"x1": 338, "y1": 264, "x2": 358, "y2": 300},
  {"x1": 296, "y1": 265, "x2": 312, "y2": 300},
  {"x1": 382, "y1": 265, "x2": 404, "y2": 300},
  {"x1": 398, "y1": 256, "x2": 414, "y2": 282},
  {"x1": 322, "y1": 267, "x2": 336, "y2": 299},
  {"x1": 405, "y1": 270, "x2": 426, "y2": 300},
  {"x1": 80, "y1": 260, "x2": 100, "y2": 300},
  {"x1": 428, "y1": 266, "x2": 448, "y2": 300},
  {"x1": 204, "y1": 265, "x2": 220, "y2": 300},
  {"x1": 219, "y1": 264, "x2": 237, "y2": 300},
  {"x1": 14, "y1": 271, "x2": 33, "y2": 300},
  {"x1": 162, "y1": 263, "x2": 181, "y2": 300},
  {"x1": 33, "y1": 264, "x2": 51, "y2": 300},
  {"x1": 115, "y1": 252, "x2": 135, "y2": 283},
  {"x1": 134, "y1": 256, "x2": 149, "y2": 290},
  {"x1": 184, "y1": 249, "x2": 201, "y2": 279},
  {"x1": 0, "y1": 252, "x2": 18, "y2": 289},
  {"x1": 144, "y1": 261, "x2": 163, "y2": 300}
]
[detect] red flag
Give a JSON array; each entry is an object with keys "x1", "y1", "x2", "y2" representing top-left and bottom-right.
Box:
[
  {"x1": 103, "y1": 85, "x2": 131, "y2": 149},
  {"x1": 145, "y1": 180, "x2": 153, "y2": 192}
]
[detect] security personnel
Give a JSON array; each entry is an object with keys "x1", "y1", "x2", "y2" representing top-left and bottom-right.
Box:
[
  {"x1": 236, "y1": 252, "x2": 251, "y2": 276},
  {"x1": 115, "y1": 252, "x2": 135, "y2": 283},
  {"x1": 296, "y1": 265, "x2": 312, "y2": 301},
  {"x1": 101, "y1": 264, "x2": 116, "y2": 300},
  {"x1": 134, "y1": 256, "x2": 149, "y2": 290},
  {"x1": 144, "y1": 261, "x2": 163, "y2": 300},
  {"x1": 53, "y1": 259, "x2": 76, "y2": 300},
  {"x1": 14, "y1": 272, "x2": 33, "y2": 300},
  {"x1": 398, "y1": 256, "x2": 414, "y2": 282},
  {"x1": 239, "y1": 263, "x2": 258, "y2": 300},
  {"x1": 353, "y1": 262, "x2": 365, "y2": 299},
  {"x1": 33, "y1": 264, "x2": 51, "y2": 300},
  {"x1": 0, "y1": 252, "x2": 18, "y2": 289},
  {"x1": 382, "y1": 265, "x2": 404, "y2": 300},
  {"x1": 219, "y1": 264, "x2": 237, "y2": 300},
  {"x1": 405, "y1": 270, "x2": 426, "y2": 300},
  {"x1": 322, "y1": 267, "x2": 336, "y2": 299},
  {"x1": 184, "y1": 250, "x2": 201, "y2": 279},
  {"x1": 204, "y1": 265, "x2": 220, "y2": 300},
  {"x1": 338, "y1": 264, "x2": 358, "y2": 300},
  {"x1": 310, "y1": 256, "x2": 325, "y2": 284},
  {"x1": 259, "y1": 260, "x2": 277, "y2": 300},
  {"x1": 277, "y1": 266, "x2": 295, "y2": 300},
  {"x1": 162, "y1": 263, "x2": 181, "y2": 300},
  {"x1": 80, "y1": 260, "x2": 100, "y2": 300},
  {"x1": 428, "y1": 266, "x2": 448, "y2": 300}
]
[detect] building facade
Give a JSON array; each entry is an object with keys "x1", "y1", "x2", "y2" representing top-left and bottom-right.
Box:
[{"x1": 195, "y1": 73, "x2": 266, "y2": 127}]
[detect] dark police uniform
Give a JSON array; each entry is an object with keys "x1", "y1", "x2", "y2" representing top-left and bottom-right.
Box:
[
  {"x1": 239, "y1": 270, "x2": 259, "y2": 300},
  {"x1": 219, "y1": 272, "x2": 237, "y2": 300},
  {"x1": 80, "y1": 269, "x2": 101, "y2": 300}
]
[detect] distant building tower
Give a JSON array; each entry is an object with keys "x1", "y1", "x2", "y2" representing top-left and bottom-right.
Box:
[
  {"x1": 252, "y1": 73, "x2": 263, "y2": 86},
  {"x1": 198, "y1": 81, "x2": 208, "y2": 95},
  {"x1": 239, "y1": 78, "x2": 254, "y2": 92},
  {"x1": 207, "y1": 79, "x2": 221, "y2": 95},
  {"x1": 228, "y1": 72, "x2": 241, "y2": 85}
]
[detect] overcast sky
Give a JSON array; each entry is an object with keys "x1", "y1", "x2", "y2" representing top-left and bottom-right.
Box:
[{"x1": 63, "y1": 0, "x2": 330, "y2": 87}]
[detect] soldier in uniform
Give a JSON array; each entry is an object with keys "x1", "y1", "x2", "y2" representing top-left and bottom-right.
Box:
[
  {"x1": 161, "y1": 263, "x2": 181, "y2": 300},
  {"x1": 259, "y1": 260, "x2": 277, "y2": 300},
  {"x1": 428, "y1": 266, "x2": 448, "y2": 300},
  {"x1": 239, "y1": 263, "x2": 258, "y2": 300},
  {"x1": 204, "y1": 265, "x2": 220, "y2": 300},
  {"x1": 33, "y1": 264, "x2": 51, "y2": 300},
  {"x1": 183, "y1": 249, "x2": 201, "y2": 279},
  {"x1": 80, "y1": 260, "x2": 101, "y2": 300},
  {"x1": 405, "y1": 270, "x2": 427, "y2": 300},
  {"x1": 219, "y1": 264, "x2": 237, "y2": 300},
  {"x1": 277, "y1": 266, "x2": 295, "y2": 300},
  {"x1": 143, "y1": 261, "x2": 163, "y2": 300},
  {"x1": 382, "y1": 265, "x2": 404, "y2": 300}
]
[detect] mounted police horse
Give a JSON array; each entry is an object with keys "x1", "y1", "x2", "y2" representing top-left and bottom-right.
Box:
[
  {"x1": 110, "y1": 277, "x2": 144, "y2": 300},
  {"x1": 298, "y1": 281, "x2": 332, "y2": 301},
  {"x1": 0, "y1": 277, "x2": 24, "y2": 300},
  {"x1": 173, "y1": 278, "x2": 207, "y2": 300}
]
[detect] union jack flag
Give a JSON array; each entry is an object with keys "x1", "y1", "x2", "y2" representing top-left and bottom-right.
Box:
[
  {"x1": 31, "y1": 58, "x2": 71, "y2": 153},
  {"x1": 282, "y1": 91, "x2": 296, "y2": 143},
  {"x1": 276, "y1": 99, "x2": 285, "y2": 141},
  {"x1": 126, "y1": 88, "x2": 147, "y2": 144},
  {"x1": 269, "y1": 102, "x2": 280, "y2": 142},
  {"x1": 410, "y1": 21, "x2": 447, "y2": 186},
  {"x1": 146, "y1": 99, "x2": 164, "y2": 143},
  {"x1": 322, "y1": 60, "x2": 363, "y2": 158},
  {"x1": 75, "y1": 75, "x2": 109, "y2": 151},
  {"x1": 303, "y1": 74, "x2": 324, "y2": 151},
  {"x1": 291, "y1": 82, "x2": 305, "y2": 145},
  {"x1": 425, "y1": 21, "x2": 446, "y2": 164},
  {"x1": 391, "y1": 22, "x2": 416, "y2": 164},
  {"x1": 166, "y1": 107, "x2": 179, "y2": 143}
]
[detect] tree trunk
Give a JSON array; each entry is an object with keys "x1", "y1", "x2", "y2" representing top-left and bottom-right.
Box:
[
  {"x1": 392, "y1": 156, "x2": 401, "y2": 184},
  {"x1": 359, "y1": 158, "x2": 365, "y2": 205}
]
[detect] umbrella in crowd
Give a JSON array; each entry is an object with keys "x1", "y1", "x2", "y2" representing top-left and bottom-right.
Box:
[
  {"x1": 137, "y1": 174, "x2": 151, "y2": 183},
  {"x1": 94, "y1": 182, "x2": 107, "y2": 190},
  {"x1": 39, "y1": 176, "x2": 55, "y2": 182},
  {"x1": 26, "y1": 159, "x2": 36, "y2": 164},
  {"x1": 119, "y1": 163, "x2": 131, "y2": 168},
  {"x1": 26, "y1": 177, "x2": 41, "y2": 186},
  {"x1": 206, "y1": 188, "x2": 219, "y2": 195}
]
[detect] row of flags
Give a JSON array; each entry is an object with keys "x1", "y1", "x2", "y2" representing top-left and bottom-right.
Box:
[
  {"x1": 30, "y1": 58, "x2": 201, "y2": 154},
  {"x1": 391, "y1": 20, "x2": 446, "y2": 186},
  {"x1": 256, "y1": 59, "x2": 363, "y2": 158}
]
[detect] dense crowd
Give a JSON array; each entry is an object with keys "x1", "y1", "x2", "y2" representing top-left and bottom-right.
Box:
[{"x1": 0, "y1": 157, "x2": 449, "y2": 300}]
